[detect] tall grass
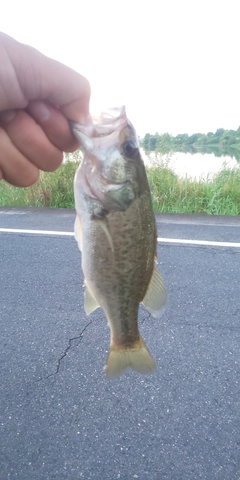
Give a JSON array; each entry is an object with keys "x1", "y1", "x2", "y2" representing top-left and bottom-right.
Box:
[
  {"x1": 0, "y1": 154, "x2": 80, "y2": 209},
  {"x1": 1, "y1": 154, "x2": 240, "y2": 215},
  {"x1": 147, "y1": 160, "x2": 240, "y2": 215}
]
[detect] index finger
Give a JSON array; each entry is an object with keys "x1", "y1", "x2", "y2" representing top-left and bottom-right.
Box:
[{"x1": 1, "y1": 33, "x2": 91, "y2": 121}]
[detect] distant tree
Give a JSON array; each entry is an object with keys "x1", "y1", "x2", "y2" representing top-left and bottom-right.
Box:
[
  {"x1": 142, "y1": 133, "x2": 151, "y2": 150},
  {"x1": 187, "y1": 133, "x2": 203, "y2": 145},
  {"x1": 195, "y1": 134, "x2": 208, "y2": 146},
  {"x1": 174, "y1": 133, "x2": 189, "y2": 145},
  {"x1": 157, "y1": 133, "x2": 173, "y2": 152},
  {"x1": 215, "y1": 128, "x2": 225, "y2": 137},
  {"x1": 141, "y1": 127, "x2": 240, "y2": 154},
  {"x1": 149, "y1": 135, "x2": 157, "y2": 150}
]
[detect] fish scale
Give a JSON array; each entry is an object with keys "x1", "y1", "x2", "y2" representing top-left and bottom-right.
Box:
[{"x1": 72, "y1": 106, "x2": 167, "y2": 378}]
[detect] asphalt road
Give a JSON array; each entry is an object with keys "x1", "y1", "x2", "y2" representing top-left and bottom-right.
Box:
[{"x1": 1, "y1": 207, "x2": 240, "y2": 480}]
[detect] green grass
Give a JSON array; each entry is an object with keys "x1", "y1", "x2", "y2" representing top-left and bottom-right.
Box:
[
  {"x1": 0, "y1": 158, "x2": 79, "y2": 209},
  {"x1": 1, "y1": 156, "x2": 240, "y2": 215},
  {"x1": 147, "y1": 161, "x2": 240, "y2": 215}
]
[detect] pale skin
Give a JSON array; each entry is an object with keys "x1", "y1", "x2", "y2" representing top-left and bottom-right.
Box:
[{"x1": 0, "y1": 32, "x2": 90, "y2": 187}]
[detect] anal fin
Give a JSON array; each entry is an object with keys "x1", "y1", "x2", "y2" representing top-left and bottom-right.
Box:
[
  {"x1": 142, "y1": 266, "x2": 168, "y2": 318},
  {"x1": 84, "y1": 283, "x2": 100, "y2": 315}
]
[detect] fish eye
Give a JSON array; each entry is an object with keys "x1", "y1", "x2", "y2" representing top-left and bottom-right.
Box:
[{"x1": 123, "y1": 140, "x2": 138, "y2": 159}]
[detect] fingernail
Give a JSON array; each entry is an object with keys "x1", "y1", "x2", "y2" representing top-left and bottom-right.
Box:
[
  {"x1": 30, "y1": 102, "x2": 51, "y2": 122},
  {"x1": 0, "y1": 110, "x2": 16, "y2": 124}
]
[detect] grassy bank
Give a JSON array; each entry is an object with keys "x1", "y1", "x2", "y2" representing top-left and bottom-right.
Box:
[
  {"x1": 1, "y1": 158, "x2": 240, "y2": 215},
  {"x1": 0, "y1": 159, "x2": 78, "y2": 209},
  {"x1": 147, "y1": 162, "x2": 240, "y2": 215}
]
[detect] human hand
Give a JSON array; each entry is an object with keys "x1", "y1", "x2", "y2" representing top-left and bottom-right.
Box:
[{"x1": 0, "y1": 32, "x2": 90, "y2": 187}]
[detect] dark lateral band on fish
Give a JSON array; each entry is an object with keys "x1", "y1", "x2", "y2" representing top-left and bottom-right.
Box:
[{"x1": 71, "y1": 106, "x2": 167, "y2": 378}]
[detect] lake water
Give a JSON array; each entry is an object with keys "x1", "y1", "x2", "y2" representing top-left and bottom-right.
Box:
[
  {"x1": 65, "y1": 148, "x2": 240, "y2": 182},
  {"x1": 141, "y1": 149, "x2": 240, "y2": 181}
]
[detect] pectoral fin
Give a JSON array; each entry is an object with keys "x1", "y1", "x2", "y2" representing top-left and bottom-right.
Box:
[
  {"x1": 97, "y1": 217, "x2": 114, "y2": 252},
  {"x1": 84, "y1": 283, "x2": 100, "y2": 315},
  {"x1": 74, "y1": 214, "x2": 83, "y2": 252},
  {"x1": 142, "y1": 266, "x2": 168, "y2": 318}
]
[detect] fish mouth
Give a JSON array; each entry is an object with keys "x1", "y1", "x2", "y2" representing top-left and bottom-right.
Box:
[{"x1": 71, "y1": 106, "x2": 127, "y2": 139}]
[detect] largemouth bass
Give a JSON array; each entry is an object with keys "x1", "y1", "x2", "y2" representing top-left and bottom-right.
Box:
[{"x1": 71, "y1": 106, "x2": 167, "y2": 378}]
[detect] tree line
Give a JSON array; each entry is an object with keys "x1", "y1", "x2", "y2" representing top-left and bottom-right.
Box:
[{"x1": 141, "y1": 127, "x2": 240, "y2": 152}]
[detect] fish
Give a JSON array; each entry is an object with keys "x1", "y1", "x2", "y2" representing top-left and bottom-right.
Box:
[{"x1": 71, "y1": 106, "x2": 167, "y2": 378}]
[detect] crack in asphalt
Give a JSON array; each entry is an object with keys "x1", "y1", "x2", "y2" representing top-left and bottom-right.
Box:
[
  {"x1": 140, "y1": 312, "x2": 152, "y2": 325},
  {"x1": 48, "y1": 320, "x2": 92, "y2": 378},
  {"x1": 36, "y1": 320, "x2": 92, "y2": 382}
]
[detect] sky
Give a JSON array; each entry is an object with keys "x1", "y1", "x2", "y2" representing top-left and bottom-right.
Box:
[{"x1": 1, "y1": 0, "x2": 240, "y2": 137}]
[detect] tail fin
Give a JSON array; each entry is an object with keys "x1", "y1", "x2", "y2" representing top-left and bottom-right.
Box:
[{"x1": 105, "y1": 336, "x2": 156, "y2": 378}]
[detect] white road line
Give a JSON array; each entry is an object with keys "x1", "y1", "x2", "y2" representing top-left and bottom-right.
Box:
[
  {"x1": 0, "y1": 228, "x2": 74, "y2": 236},
  {"x1": 0, "y1": 228, "x2": 240, "y2": 248},
  {"x1": 157, "y1": 237, "x2": 240, "y2": 248}
]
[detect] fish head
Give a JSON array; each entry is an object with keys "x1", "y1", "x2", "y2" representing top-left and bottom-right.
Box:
[{"x1": 72, "y1": 106, "x2": 148, "y2": 214}]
